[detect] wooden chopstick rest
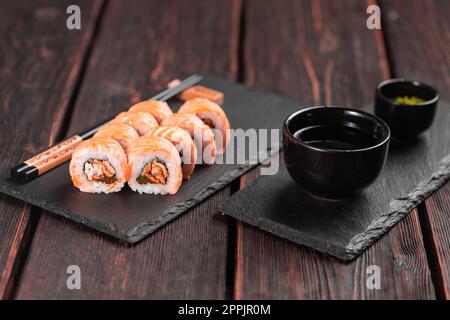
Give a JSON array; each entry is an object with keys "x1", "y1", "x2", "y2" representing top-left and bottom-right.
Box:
[{"x1": 168, "y1": 79, "x2": 224, "y2": 105}]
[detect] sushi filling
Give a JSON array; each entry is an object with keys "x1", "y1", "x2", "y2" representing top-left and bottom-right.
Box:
[
  {"x1": 137, "y1": 159, "x2": 168, "y2": 185},
  {"x1": 201, "y1": 118, "x2": 215, "y2": 128},
  {"x1": 84, "y1": 159, "x2": 117, "y2": 184}
]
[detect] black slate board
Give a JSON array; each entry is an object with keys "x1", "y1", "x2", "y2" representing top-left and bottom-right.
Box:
[
  {"x1": 221, "y1": 103, "x2": 450, "y2": 261},
  {"x1": 0, "y1": 74, "x2": 300, "y2": 243}
]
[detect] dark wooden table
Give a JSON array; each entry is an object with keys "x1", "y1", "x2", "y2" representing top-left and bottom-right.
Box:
[{"x1": 0, "y1": 0, "x2": 449, "y2": 299}]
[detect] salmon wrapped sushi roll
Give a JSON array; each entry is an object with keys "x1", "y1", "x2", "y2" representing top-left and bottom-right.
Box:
[
  {"x1": 145, "y1": 126, "x2": 197, "y2": 180},
  {"x1": 94, "y1": 122, "x2": 139, "y2": 150},
  {"x1": 129, "y1": 100, "x2": 173, "y2": 124},
  {"x1": 161, "y1": 113, "x2": 216, "y2": 164},
  {"x1": 113, "y1": 111, "x2": 158, "y2": 136},
  {"x1": 69, "y1": 137, "x2": 128, "y2": 193},
  {"x1": 127, "y1": 136, "x2": 182, "y2": 195},
  {"x1": 178, "y1": 98, "x2": 230, "y2": 154}
]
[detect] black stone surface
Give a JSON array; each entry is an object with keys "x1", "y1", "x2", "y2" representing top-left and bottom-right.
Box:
[
  {"x1": 220, "y1": 102, "x2": 450, "y2": 260},
  {"x1": 0, "y1": 74, "x2": 300, "y2": 243}
]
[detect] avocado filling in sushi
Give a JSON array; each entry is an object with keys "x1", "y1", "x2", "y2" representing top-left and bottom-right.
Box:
[
  {"x1": 201, "y1": 118, "x2": 215, "y2": 128},
  {"x1": 84, "y1": 159, "x2": 117, "y2": 184},
  {"x1": 137, "y1": 159, "x2": 169, "y2": 185}
]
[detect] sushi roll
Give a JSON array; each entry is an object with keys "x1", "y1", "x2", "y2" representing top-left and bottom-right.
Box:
[
  {"x1": 145, "y1": 126, "x2": 197, "y2": 180},
  {"x1": 113, "y1": 111, "x2": 158, "y2": 136},
  {"x1": 94, "y1": 122, "x2": 139, "y2": 150},
  {"x1": 127, "y1": 136, "x2": 182, "y2": 195},
  {"x1": 129, "y1": 100, "x2": 173, "y2": 124},
  {"x1": 178, "y1": 98, "x2": 230, "y2": 154},
  {"x1": 161, "y1": 113, "x2": 217, "y2": 164},
  {"x1": 69, "y1": 137, "x2": 128, "y2": 193}
]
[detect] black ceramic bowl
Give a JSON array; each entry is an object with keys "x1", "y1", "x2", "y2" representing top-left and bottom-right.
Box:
[
  {"x1": 283, "y1": 106, "x2": 390, "y2": 199},
  {"x1": 375, "y1": 79, "x2": 439, "y2": 138}
]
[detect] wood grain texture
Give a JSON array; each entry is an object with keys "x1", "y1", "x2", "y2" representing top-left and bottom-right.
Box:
[
  {"x1": 15, "y1": 0, "x2": 242, "y2": 299},
  {"x1": 381, "y1": 0, "x2": 450, "y2": 298},
  {"x1": 16, "y1": 186, "x2": 233, "y2": 299},
  {"x1": 235, "y1": 0, "x2": 435, "y2": 299},
  {"x1": 380, "y1": 0, "x2": 450, "y2": 100},
  {"x1": 422, "y1": 184, "x2": 450, "y2": 299},
  {"x1": 0, "y1": 0, "x2": 103, "y2": 298}
]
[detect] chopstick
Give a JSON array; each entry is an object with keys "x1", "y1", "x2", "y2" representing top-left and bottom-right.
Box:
[
  {"x1": 10, "y1": 74, "x2": 203, "y2": 182},
  {"x1": 152, "y1": 74, "x2": 202, "y2": 101}
]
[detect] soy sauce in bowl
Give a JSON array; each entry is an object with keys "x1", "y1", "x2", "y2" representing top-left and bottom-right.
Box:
[
  {"x1": 293, "y1": 125, "x2": 378, "y2": 151},
  {"x1": 283, "y1": 107, "x2": 390, "y2": 199}
]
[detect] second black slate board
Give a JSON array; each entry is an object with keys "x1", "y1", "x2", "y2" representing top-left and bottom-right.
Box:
[
  {"x1": 0, "y1": 74, "x2": 300, "y2": 243},
  {"x1": 221, "y1": 103, "x2": 450, "y2": 261}
]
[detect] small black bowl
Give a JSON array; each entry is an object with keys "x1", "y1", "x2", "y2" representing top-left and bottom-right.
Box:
[
  {"x1": 375, "y1": 79, "x2": 439, "y2": 138},
  {"x1": 283, "y1": 106, "x2": 390, "y2": 199}
]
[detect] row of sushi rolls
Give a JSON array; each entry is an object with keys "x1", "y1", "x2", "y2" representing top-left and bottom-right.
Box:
[{"x1": 69, "y1": 98, "x2": 230, "y2": 195}]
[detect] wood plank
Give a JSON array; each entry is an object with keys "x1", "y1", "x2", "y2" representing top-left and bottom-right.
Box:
[
  {"x1": 422, "y1": 184, "x2": 450, "y2": 299},
  {"x1": 235, "y1": 0, "x2": 435, "y2": 299},
  {"x1": 381, "y1": 0, "x2": 450, "y2": 298},
  {"x1": 17, "y1": 186, "x2": 233, "y2": 299},
  {"x1": 380, "y1": 0, "x2": 450, "y2": 100},
  {"x1": 0, "y1": 0, "x2": 103, "y2": 299},
  {"x1": 15, "y1": 0, "x2": 242, "y2": 299}
]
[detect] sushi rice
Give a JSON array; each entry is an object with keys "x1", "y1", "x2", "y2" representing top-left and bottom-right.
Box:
[
  {"x1": 127, "y1": 136, "x2": 182, "y2": 195},
  {"x1": 70, "y1": 137, "x2": 128, "y2": 194}
]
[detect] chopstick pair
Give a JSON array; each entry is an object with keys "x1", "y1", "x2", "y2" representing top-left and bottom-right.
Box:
[{"x1": 11, "y1": 74, "x2": 203, "y2": 182}]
